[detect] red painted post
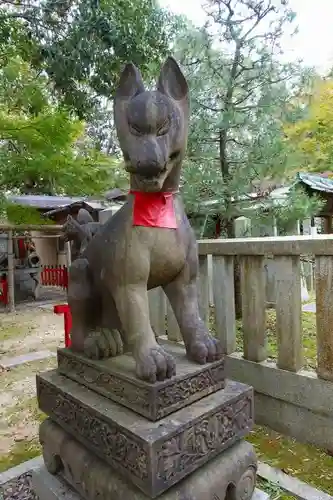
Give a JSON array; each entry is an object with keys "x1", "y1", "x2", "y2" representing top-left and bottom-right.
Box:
[
  {"x1": 0, "y1": 277, "x2": 8, "y2": 305},
  {"x1": 54, "y1": 304, "x2": 72, "y2": 347},
  {"x1": 3, "y1": 278, "x2": 8, "y2": 305}
]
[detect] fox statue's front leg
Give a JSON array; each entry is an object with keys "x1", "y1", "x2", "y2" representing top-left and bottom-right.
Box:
[
  {"x1": 104, "y1": 231, "x2": 176, "y2": 383},
  {"x1": 164, "y1": 237, "x2": 222, "y2": 363},
  {"x1": 68, "y1": 258, "x2": 123, "y2": 359},
  {"x1": 112, "y1": 283, "x2": 176, "y2": 383}
]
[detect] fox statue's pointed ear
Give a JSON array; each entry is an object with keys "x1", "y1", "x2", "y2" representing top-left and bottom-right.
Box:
[
  {"x1": 157, "y1": 57, "x2": 188, "y2": 101},
  {"x1": 115, "y1": 63, "x2": 145, "y2": 100}
]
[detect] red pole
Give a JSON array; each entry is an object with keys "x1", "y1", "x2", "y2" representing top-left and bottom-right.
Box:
[
  {"x1": 54, "y1": 304, "x2": 72, "y2": 347},
  {"x1": 0, "y1": 277, "x2": 8, "y2": 305}
]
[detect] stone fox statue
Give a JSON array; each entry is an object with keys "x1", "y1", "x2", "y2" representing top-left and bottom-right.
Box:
[
  {"x1": 62, "y1": 209, "x2": 101, "y2": 261},
  {"x1": 67, "y1": 57, "x2": 222, "y2": 383}
]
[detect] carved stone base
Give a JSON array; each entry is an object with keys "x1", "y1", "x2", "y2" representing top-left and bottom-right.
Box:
[
  {"x1": 36, "y1": 371, "x2": 254, "y2": 498},
  {"x1": 57, "y1": 341, "x2": 225, "y2": 421},
  {"x1": 36, "y1": 418, "x2": 259, "y2": 500}
]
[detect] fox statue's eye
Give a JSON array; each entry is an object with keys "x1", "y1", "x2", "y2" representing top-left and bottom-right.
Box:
[
  {"x1": 157, "y1": 119, "x2": 170, "y2": 136},
  {"x1": 169, "y1": 151, "x2": 180, "y2": 162},
  {"x1": 129, "y1": 124, "x2": 142, "y2": 136}
]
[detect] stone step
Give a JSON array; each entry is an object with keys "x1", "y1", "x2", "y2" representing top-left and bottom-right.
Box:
[
  {"x1": 0, "y1": 350, "x2": 55, "y2": 369},
  {"x1": 32, "y1": 468, "x2": 271, "y2": 499}
]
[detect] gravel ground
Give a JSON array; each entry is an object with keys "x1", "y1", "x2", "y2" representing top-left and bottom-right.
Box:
[{"x1": 0, "y1": 472, "x2": 38, "y2": 500}]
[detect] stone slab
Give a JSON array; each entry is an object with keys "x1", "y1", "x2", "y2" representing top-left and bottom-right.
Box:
[
  {"x1": 0, "y1": 350, "x2": 56, "y2": 369},
  {"x1": 33, "y1": 468, "x2": 81, "y2": 500},
  {"x1": 0, "y1": 456, "x2": 43, "y2": 486},
  {"x1": 226, "y1": 352, "x2": 333, "y2": 418},
  {"x1": 57, "y1": 341, "x2": 225, "y2": 421},
  {"x1": 33, "y1": 421, "x2": 261, "y2": 499},
  {"x1": 258, "y1": 461, "x2": 333, "y2": 500},
  {"x1": 225, "y1": 352, "x2": 333, "y2": 452},
  {"x1": 36, "y1": 371, "x2": 254, "y2": 498}
]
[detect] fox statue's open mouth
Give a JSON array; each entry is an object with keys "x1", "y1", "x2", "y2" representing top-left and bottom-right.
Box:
[{"x1": 125, "y1": 162, "x2": 172, "y2": 192}]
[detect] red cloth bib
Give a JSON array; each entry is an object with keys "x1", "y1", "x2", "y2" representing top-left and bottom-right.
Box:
[{"x1": 130, "y1": 191, "x2": 177, "y2": 229}]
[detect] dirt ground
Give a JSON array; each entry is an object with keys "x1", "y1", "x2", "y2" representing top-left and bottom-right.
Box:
[{"x1": 0, "y1": 304, "x2": 64, "y2": 457}]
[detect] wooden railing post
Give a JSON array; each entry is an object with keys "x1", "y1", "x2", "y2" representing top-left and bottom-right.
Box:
[
  {"x1": 274, "y1": 256, "x2": 303, "y2": 372},
  {"x1": 315, "y1": 255, "x2": 333, "y2": 381},
  {"x1": 212, "y1": 255, "x2": 236, "y2": 354},
  {"x1": 65, "y1": 241, "x2": 71, "y2": 269},
  {"x1": 240, "y1": 255, "x2": 267, "y2": 362},
  {"x1": 198, "y1": 254, "x2": 209, "y2": 326}
]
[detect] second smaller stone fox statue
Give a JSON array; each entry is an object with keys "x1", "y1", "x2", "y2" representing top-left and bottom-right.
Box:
[{"x1": 67, "y1": 57, "x2": 222, "y2": 383}]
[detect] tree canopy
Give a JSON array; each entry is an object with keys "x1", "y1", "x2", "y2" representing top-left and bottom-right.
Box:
[
  {"x1": 0, "y1": 0, "x2": 328, "y2": 230},
  {"x1": 0, "y1": 0, "x2": 176, "y2": 118},
  {"x1": 284, "y1": 78, "x2": 333, "y2": 175},
  {"x1": 172, "y1": 2, "x2": 318, "y2": 234},
  {"x1": 0, "y1": 53, "x2": 114, "y2": 197}
]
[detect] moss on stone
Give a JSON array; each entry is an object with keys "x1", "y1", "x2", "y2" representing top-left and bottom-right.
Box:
[
  {"x1": 249, "y1": 425, "x2": 333, "y2": 497},
  {"x1": 256, "y1": 477, "x2": 293, "y2": 500},
  {"x1": 0, "y1": 438, "x2": 41, "y2": 473}
]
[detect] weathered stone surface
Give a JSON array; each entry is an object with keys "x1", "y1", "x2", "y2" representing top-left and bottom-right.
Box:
[
  {"x1": 33, "y1": 468, "x2": 81, "y2": 500},
  {"x1": 225, "y1": 353, "x2": 333, "y2": 452},
  {"x1": 57, "y1": 341, "x2": 225, "y2": 421},
  {"x1": 36, "y1": 371, "x2": 254, "y2": 498},
  {"x1": 0, "y1": 457, "x2": 43, "y2": 486},
  {"x1": 258, "y1": 462, "x2": 333, "y2": 500},
  {"x1": 66, "y1": 58, "x2": 223, "y2": 385},
  {"x1": 0, "y1": 350, "x2": 55, "y2": 369},
  {"x1": 35, "y1": 419, "x2": 259, "y2": 500}
]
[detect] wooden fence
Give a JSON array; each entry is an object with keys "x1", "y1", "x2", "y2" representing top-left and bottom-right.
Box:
[
  {"x1": 41, "y1": 265, "x2": 68, "y2": 289},
  {"x1": 148, "y1": 235, "x2": 333, "y2": 452}
]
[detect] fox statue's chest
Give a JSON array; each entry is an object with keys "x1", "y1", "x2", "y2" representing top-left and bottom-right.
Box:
[{"x1": 87, "y1": 193, "x2": 190, "y2": 284}]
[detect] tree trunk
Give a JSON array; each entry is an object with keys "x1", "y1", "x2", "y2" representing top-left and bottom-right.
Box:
[{"x1": 219, "y1": 130, "x2": 242, "y2": 318}]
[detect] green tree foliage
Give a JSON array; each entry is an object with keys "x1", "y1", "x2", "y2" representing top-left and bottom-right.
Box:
[
  {"x1": 173, "y1": 3, "x2": 317, "y2": 235},
  {"x1": 0, "y1": 0, "x2": 176, "y2": 118},
  {"x1": 0, "y1": 53, "x2": 114, "y2": 197},
  {"x1": 4, "y1": 203, "x2": 54, "y2": 225},
  {"x1": 284, "y1": 78, "x2": 333, "y2": 174}
]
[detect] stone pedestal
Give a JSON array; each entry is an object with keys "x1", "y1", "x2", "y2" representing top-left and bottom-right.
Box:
[
  {"x1": 56, "y1": 342, "x2": 226, "y2": 421},
  {"x1": 34, "y1": 344, "x2": 259, "y2": 500}
]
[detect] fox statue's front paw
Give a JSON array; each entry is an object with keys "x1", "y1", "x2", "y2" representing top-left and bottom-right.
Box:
[
  {"x1": 135, "y1": 343, "x2": 176, "y2": 383},
  {"x1": 186, "y1": 331, "x2": 223, "y2": 365},
  {"x1": 84, "y1": 329, "x2": 123, "y2": 359}
]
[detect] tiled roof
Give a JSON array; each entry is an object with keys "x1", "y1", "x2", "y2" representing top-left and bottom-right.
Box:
[{"x1": 7, "y1": 195, "x2": 83, "y2": 210}]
